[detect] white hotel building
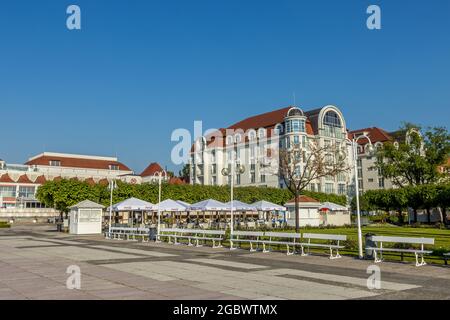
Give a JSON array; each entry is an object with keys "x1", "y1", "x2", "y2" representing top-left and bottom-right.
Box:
[
  {"x1": 0, "y1": 152, "x2": 137, "y2": 211},
  {"x1": 190, "y1": 105, "x2": 356, "y2": 196}
]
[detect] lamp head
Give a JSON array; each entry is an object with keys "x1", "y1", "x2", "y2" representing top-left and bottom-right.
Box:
[{"x1": 221, "y1": 168, "x2": 229, "y2": 176}]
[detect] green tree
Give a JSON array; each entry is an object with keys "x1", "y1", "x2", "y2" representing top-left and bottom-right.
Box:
[
  {"x1": 376, "y1": 124, "x2": 450, "y2": 187},
  {"x1": 435, "y1": 184, "x2": 450, "y2": 225},
  {"x1": 178, "y1": 164, "x2": 191, "y2": 183}
]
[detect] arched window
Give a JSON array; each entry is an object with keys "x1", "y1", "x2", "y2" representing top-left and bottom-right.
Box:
[
  {"x1": 287, "y1": 107, "x2": 304, "y2": 117},
  {"x1": 258, "y1": 128, "x2": 266, "y2": 139},
  {"x1": 248, "y1": 130, "x2": 257, "y2": 142},
  {"x1": 234, "y1": 133, "x2": 242, "y2": 144},
  {"x1": 274, "y1": 124, "x2": 283, "y2": 135},
  {"x1": 226, "y1": 135, "x2": 233, "y2": 146},
  {"x1": 323, "y1": 110, "x2": 342, "y2": 128}
]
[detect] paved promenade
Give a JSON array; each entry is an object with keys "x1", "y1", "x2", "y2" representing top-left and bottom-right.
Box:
[{"x1": 0, "y1": 225, "x2": 449, "y2": 300}]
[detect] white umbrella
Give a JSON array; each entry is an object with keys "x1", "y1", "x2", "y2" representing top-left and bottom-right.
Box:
[
  {"x1": 224, "y1": 200, "x2": 257, "y2": 211},
  {"x1": 176, "y1": 200, "x2": 191, "y2": 208},
  {"x1": 251, "y1": 200, "x2": 286, "y2": 212},
  {"x1": 157, "y1": 199, "x2": 187, "y2": 212},
  {"x1": 189, "y1": 199, "x2": 228, "y2": 211},
  {"x1": 108, "y1": 197, "x2": 155, "y2": 211}
]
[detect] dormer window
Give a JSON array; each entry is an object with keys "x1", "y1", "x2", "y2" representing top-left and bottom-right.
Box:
[
  {"x1": 109, "y1": 164, "x2": 120, "y2": 171},
  {"x1": 49, "y1": 160, "x2": 61, "y2": 167}
]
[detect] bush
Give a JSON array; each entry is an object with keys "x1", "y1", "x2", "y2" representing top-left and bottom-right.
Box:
[{"x1": 0, "y1": 222, "x2": 11, "y2": 228}]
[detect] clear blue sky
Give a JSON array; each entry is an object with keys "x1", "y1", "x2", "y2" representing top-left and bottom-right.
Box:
[{"x1": 1, "y1": 0, "x2": 449, "y2": 173}]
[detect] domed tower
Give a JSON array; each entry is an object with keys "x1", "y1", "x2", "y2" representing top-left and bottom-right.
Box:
[{"x1": 282, "y1": 106, "x2": 308, "y2": 150}]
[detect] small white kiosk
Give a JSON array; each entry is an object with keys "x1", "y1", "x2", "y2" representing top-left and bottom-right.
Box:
[{"x1": 69, "y1": 200, "x2": 104, "y2": 235}]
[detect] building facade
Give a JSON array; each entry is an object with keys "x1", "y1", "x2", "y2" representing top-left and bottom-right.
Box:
[
  {"x1": 0, "y1": 152, "x2": 136, "y2": 209},
  {"x1": 190, "y1": 105, "x2": 354, "y2": 196},
  {"x1": 348, "y1": 127, "x2": 395, "y2": 193}
]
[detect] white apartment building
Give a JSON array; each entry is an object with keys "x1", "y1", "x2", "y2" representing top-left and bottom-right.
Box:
[
  {"x1": 348, "y1": 127, "x2": 395, "y2": 193},
  {"x1": 190, "y1": 105, "x2": 355, "y2": 196}
]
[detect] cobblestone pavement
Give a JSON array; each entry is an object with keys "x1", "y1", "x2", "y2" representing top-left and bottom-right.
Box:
[{"x1": 0, "y1": 225, "x2": 449, "y2": 300}]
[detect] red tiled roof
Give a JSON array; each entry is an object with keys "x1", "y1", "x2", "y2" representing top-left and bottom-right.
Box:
[
  {"x1": 348, "y1": 127, "x2": 393, "y2": 145},
  {"x1": 140, "y1": 163, "x2": 164, "y2": 177},
  {"x1": 17, "y1": 175, "x2": 33, "y2": 184},
  {"x1": 34, "y1": 176, "x2": 47, "y2": 184},
  {"x1": 286, "y1": 195, "x2": 319, "y2": 204},
  {"x1": 228, "y1": 107, "x2": 292, "y2": 131},
  {"x1": 168, "y1": 177, "x2": 186, "y2": 185},
  {"x1": 26, "y1": 155, "x2": 131, "y2": 171},
  {"x1": 0, "y1": 174, "x2": 15, "y2": 183}
]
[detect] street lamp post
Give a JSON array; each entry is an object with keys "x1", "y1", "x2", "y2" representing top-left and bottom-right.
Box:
[
  {"x1": 153, "y1": 170, "x2": 167, "y2": 242},
  {"x1": 221, "y1": 154, "x2": 245, "y2": 235},
  {"x1": 108, "y1": 179, "x2": 116, "y2": 238},
  {"x1": 347, "y1": 133, "x2": 373, "y2": 259}
]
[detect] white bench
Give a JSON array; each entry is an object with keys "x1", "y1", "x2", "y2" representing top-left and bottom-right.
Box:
[
  {"x1": 230, "y1": 231, "x2": 265, "y2": 251},
  {"x1": 107, "y1": 227, "x2": 137, "y2": 240},
  {"x1": 261, "y1": 232, "x2": 302, "y2": 256},
  {"x1": 367, "y1": 236, "x2": 434, "y2": 267},
  {"x1": 301, "y1": 233, "x2": 347, "y2": 260},
  {"x1": 188, "y1": 229, "x2": 225, "y2": 248}
]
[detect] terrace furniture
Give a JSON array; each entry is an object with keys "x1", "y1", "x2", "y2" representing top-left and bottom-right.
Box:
[
  {"x1": 444, "y1": 253, "x2": 450, "y2": 265},
  {"x1": 229, "y1": 231, "x2": 265, "y2": 251},
  {"x1": 367, "y1": 236, "x2": 434, "y2": 267},
  {"x1": 261, "y1": 232, "x2": 302, "y2": 256},
  {"x1": 301, "y1": 233, "x2": 347, "y2": 260}
]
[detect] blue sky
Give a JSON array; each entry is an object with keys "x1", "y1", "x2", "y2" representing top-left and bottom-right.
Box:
[{"x1": 0, "y1": 0, "x2": 449, "y2": 173}]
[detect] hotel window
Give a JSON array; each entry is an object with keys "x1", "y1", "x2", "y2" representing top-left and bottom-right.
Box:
[
  {"x1": 310, "y1": 183, "x2": 316, "y2": 192},
  {"x1": 337, "y1": 172, "x2": 346, "y2": 182},
  {"x1": 302, "y1": 136, "x2": 306, "y2": 148},
  {"x1": 258, "y1": 128, "x2": 266, "y2": 139},
  {"x1": 323, "y1": 110, "x2": 342, "y2": 128},
  {"x1": 251, "y1": 172, "x2": 256, "y2": 183},
  {"x1": 325, "y1": 183, "x2": 334, "y2": 194},
  {"x1": 49, "y1": 160, "x2": 61, "y2": 167},
  {"x1": 357, "y1": 159, "x2": 362, "y2": 167},
  {"x1": 338, "y1": 184, "x2": 346, "y2": 195},
  {"x1": 293, "y1": 135, "x2": 300, "y2": 145},
  {"x1": 250, "y1": 164, "x2": 256, "y2": 172},
  {"x1": 260, "y1": 174, "x2": 266, "y2": 183},
  {"x1": 368, "y1": 178, "x2": 374, "y2": 183},
  {"x1": 236, "y1": 174, "x2": 241, "y2": 185},
  {"x1": 211, "y1": 176, "x2": 217, "y2": 186},
  {"x1": 109, "y1": 164, "x2": 120, "y2": 170},
  {"x1": 0, "y1": 186, "x2": 16, "y2": 198},
  {"x1": 210, "y1": 150, "x2": 216, "y2": 163},
  {"x1": 18, "y1": 186, "x2": 35, "y2": 199},
  {"x1": 317, "y1": 183, "x2": 322, "y2": 192},
  {"x1": 378, "y1": 178, "x2": 385, "y2": 188},
  {"x1": 358, "y1": 169, "x2": 363, "y2": 178},
  {"x1": 211, "y1": 164, "x2": 217, "y2": 175},
  {"x1": 274, "y1": 124, "x2": 283, "y2": 135}
]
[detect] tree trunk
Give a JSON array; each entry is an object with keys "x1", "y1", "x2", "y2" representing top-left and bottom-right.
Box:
[
  {"x1": 397, "y1": 209, "x2": 404, "y2": 225},
  {"x1": 426, "y1": 208, "x2": 431, "y2": 224},
  {"x1": 442, "y1": 207, "x2": 448, "y2": 225},
  {"x1": 413, "y1": 208, "x2": 418, "y2": 223},
  {"x1": 295, "y1": 190, "x2": 300, "y2": 233}
]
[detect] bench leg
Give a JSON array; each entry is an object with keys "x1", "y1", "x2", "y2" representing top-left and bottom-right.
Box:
[
  {"x1": 229, "y1": 240, "x2": 237, "y2": 251},
  {"x1": 286, "y1": 245, "x2": 294, "y2": 256},
  {"x1": 373, "y1": 250, "x2": 383, "y2": 263},
  {"x1": 250, "y1": 242, "x2": 257, "y2": 252},
  {"x1": 196, "y1": 239, "x2": 203, "y2": 247},
  {"x1": 188, "y1": 238, "x2": 194, "y2": 246},
  {"x1": 262, "y1": 243, "x2": 270, "y2": 253},
  {"x1": 213, "y1": 240, "x2": 223, "y2": 249},
  {"x1": 415, "y1": 252, "x2": 427, "y2": 267},
  {"x1": 300, "y1": 246, "x2": 308, "y2": 257},
  {"x1": 329, "y1": 248, "x2": 342, "y2": 260}
]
